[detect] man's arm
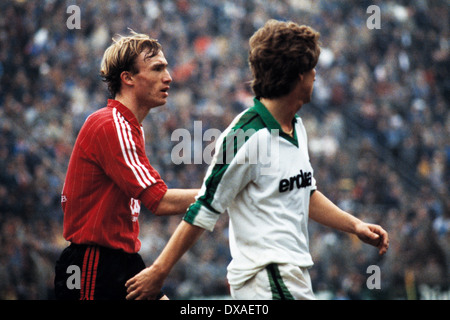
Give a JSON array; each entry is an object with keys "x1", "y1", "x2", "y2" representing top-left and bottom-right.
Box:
[
  {"x1": 126, "y1": 125, "x2": 261, "y2": 299},
  {"x1": 125, "y1": 220, "x2": 204, "y2": 300},
  {"x1": 154, "y1": 189, "x2": 200, "y2": 216},
  {"x1": 309, "y1": 190, "x2": 389, "y2": 255}
]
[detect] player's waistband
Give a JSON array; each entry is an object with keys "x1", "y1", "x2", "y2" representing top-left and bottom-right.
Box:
[{"x1": 68, "y1": 242, "x2": 140, "y2": 257}]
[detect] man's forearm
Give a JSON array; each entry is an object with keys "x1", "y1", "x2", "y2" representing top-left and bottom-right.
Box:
[
  {"x1": 155, "y1": 189, "x2": 199, "y2": 216},
  {"x1": 308, "y1": 190, "x2": 361, "y2": 234},
  {"x1": 309, "y1": 190, "x2": 389, "y2": 255},
  {"x1": 152, "y1": 220, "x2": 205, "y2": 276}
]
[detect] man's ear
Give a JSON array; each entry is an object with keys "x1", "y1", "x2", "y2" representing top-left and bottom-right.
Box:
[
  {"x1": 298, "y1": 73, "x2": 304, "y2": 83},
  {"x1": 120, "y1": 71, "x2": 134, "y2": 87}
]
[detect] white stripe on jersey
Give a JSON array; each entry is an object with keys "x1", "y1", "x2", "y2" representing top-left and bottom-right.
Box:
[
  {"x1": 112, "y1": 108, "x2": 156, "y2": 188},
  {"x1": 118, "y1": 112, "x2": 156, "y2": 185}
]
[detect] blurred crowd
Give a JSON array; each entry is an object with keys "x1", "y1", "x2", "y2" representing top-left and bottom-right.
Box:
[{"x1": 0, "y1": 0, "x2": 448, "y2": 299}]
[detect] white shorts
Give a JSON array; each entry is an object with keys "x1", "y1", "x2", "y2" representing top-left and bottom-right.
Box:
[{"x1": 230, "y1": 263, "x2": 316, "y2": 300}]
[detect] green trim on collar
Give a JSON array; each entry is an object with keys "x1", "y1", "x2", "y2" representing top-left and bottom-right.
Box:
[{"x1": 251, "y1": 98, "x2": 298, "y2": 147}]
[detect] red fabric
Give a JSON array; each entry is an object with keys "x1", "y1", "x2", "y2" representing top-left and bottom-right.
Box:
[
  {"x1": 80, "y1": 246, "x2": 99, "y2": 300},
  {"x1": 62, "y1": 100, "x2": 167, "y2": 253}
]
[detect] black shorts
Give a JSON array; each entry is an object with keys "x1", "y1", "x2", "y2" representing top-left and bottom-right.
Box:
[{"x1": 54, "y1": 243, "x2": 164, "y2": 300}]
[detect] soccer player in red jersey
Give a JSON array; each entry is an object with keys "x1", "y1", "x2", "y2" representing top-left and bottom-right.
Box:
[{"x1": 54, "y1": 31, "x2": 199, "y2": 300}]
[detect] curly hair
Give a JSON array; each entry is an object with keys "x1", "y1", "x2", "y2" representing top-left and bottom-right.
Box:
[
  {"x1": 248, "y1": 19, "x2": 321, "y2": 99},
  {"x1": 100, "y1": 30, "x2": 162, "y2": 98}
]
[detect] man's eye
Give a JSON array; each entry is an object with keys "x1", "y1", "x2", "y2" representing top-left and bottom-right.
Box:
[{"x1": 153, "y1": 65, "x2": 166, "y2": 71}]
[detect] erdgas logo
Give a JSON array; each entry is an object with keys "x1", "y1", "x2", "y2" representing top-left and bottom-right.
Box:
[{"x1": 279, "y1": 170, "x2": 312, "y2": 193}]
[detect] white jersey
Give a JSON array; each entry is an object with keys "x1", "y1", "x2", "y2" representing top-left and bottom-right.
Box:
[{"x1": 184, "y1": 98, "x2": 317, "y2": 289}]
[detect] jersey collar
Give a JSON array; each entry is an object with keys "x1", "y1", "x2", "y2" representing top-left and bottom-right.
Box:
[
  {"x1": 107, "y1": 99, "x2": 142, "y2": 131},
  {"x1": 251, "y1": 97, "x2": 299, "y2": 147}
]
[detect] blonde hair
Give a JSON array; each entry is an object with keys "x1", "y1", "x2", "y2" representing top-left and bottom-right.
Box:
[{"x1": 100, "y1": 29, "x2": 161, "y2": 97}]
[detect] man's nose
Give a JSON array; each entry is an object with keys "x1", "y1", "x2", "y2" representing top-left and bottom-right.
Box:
[{"x1": 163, "y1": 70, "x2": 172, "y2": 83}]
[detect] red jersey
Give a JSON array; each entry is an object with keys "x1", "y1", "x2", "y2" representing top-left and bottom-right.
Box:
[{"x1": 61, "y1": 99, "x2": 168, "y2": 253}]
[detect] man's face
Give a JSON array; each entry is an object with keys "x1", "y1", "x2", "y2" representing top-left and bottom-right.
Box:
[
  {"x1": 300, "y1": 68, "x2": 316, "y2": 104},
  {"x1": 132, "y1": 50, "x2": 172, "y2": 109}
]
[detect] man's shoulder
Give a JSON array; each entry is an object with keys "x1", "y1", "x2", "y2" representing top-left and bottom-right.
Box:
[
  {"x1": 230, "y1": 107, "x2": 266, "y2": 133},
  {"x1": 79, "y1": 106, "x2": 116, "y2": 137},
  {"x1": 85, "y1": 106, "x2": 111, "y2": 123}
]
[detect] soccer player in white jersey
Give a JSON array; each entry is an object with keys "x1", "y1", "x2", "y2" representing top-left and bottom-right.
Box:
[{"x1": 125, "y1": 19, "x2": 389, "y2": 300}]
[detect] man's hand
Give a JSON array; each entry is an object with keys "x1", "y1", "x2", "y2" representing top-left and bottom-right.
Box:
[
  {"x1": 125, "y1": 265, "x2": 166, "y2": 300},
  {"x1": 354, "y1": 222, "x2": 389, "y2": 255},
  {"x1": 125, "y1": 222, "x2": 205, "y2": 300},
  {"x1": 309, "y1": 191, "x2": 389, "y2": 256}
]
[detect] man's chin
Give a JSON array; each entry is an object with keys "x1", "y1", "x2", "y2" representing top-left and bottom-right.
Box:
[{"x1": 150, "y1": 99, "x2": 168, "y2": 109}]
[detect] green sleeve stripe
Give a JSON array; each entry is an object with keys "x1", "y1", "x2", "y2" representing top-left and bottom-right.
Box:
[
  {"x1": 184, "y1": 120, "x2": 261, "y2": 224},
  {"x1": 183, "y1": 201, "x2": 202, "y2": 224},
  {"x1": 184, "y1": 108, "x2": 266, "y2": 227},
  {"x1": 201, "y1": 111, "x2": 265, "y2": 206}
]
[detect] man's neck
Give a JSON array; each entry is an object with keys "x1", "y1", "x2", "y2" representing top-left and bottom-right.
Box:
[
  {"x1": 115, "y1": 94, "x2": 150, "y2": 124},
  {"x1": 260, "y1": 94, "x2": 303, "y2": 130}
]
